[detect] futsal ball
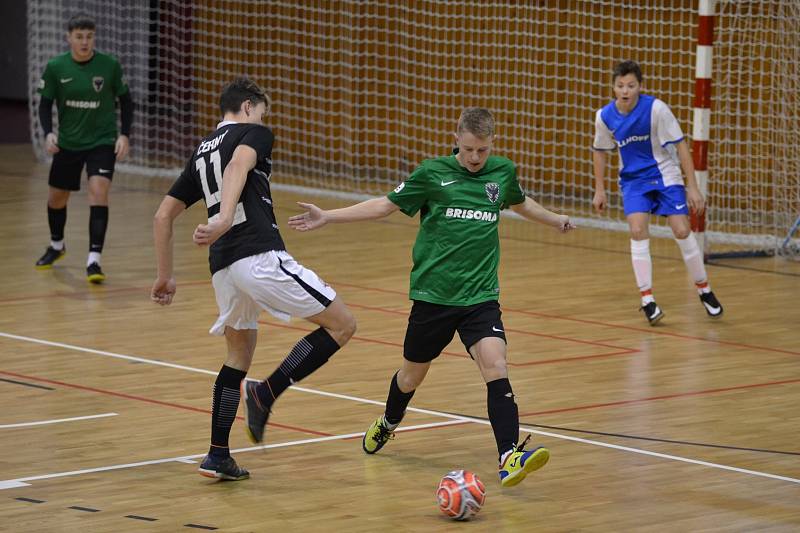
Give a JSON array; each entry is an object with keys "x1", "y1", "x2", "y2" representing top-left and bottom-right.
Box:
[{"x1": 436, "y1": 469, "x2": 486, "y2": 520}]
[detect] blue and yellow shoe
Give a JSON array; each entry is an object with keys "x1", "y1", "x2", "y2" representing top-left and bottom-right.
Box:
[
  {"x1": 498, "y1": 435, "x2": 550, "y2": 487},
  {"x1": 86, "y1": 262, "x2": 106, "y2": 284},
  {"x1": 35, "y1": 246, "x2": 65, "y2": 270},
  {"x1": 362, "y1": 415, "x2": 395, "y2": 454}
]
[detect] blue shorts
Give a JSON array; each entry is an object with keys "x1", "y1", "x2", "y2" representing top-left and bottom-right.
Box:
[{"x1": 621, "y1": 183, "x2": 689, "y2": 217}]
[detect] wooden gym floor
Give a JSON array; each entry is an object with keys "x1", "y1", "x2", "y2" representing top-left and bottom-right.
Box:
[{"x1": 0, "y1": 144, "x2": 798, "y2": 532}]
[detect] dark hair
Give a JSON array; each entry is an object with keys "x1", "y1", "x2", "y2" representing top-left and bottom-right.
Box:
[
  {"x1": 613, "y1": 60, "x2": 643, "y2": 83},
  {"x1": 67, "y1": 14, "x2": 96, "y2": 32},
  {"x1": 219, "y1": 77, "x2": 270, "y2": 115}
]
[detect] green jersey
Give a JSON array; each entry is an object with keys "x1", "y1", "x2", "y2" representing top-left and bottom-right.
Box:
[
  {"x1": 38, "y1": 51, "x2": 129, "y2": 151},
  {"x1": 387, "y1": 154, "x2": 525, "y2": 306}
]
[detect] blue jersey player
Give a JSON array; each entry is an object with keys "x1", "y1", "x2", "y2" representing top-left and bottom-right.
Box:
[{"x1": 592, "y1": 61, "x2": 722, "y2": 324}]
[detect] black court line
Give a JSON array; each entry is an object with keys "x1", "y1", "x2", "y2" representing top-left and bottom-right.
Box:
[
  {"x1": 0, "y1": 377, "x2": 54, "y2": 390},
  {"x1": 519, "y1": 421, "x2": 800, "y2": 456},
  {"x1": 68, "y1": 505, "x2": 100, "y2": 512},
  {"x1": 15, "y1": 497, "x2": 45, "y2": 503},
  {"x1": 125, "y1": 515, "x2": 158, "y2": 522},
  {"x1": 438, "y1": 409, "x2": 800, "y2": 456},
  {"x1": 706, "y1": 260, "x2": 800, "y2": 278},
  {"x1": 185, "y1": 524, "x2": 217, "y2": 531}
]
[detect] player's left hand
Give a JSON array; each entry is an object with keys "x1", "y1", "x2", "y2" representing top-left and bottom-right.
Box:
[
  {"x1": 115, "y1": 135, "x2": 130, "y2": 161},
  {"x1": 193, "y1": 221, "x2": 228, "y2": 246},
  {"x1": 557, "y1": 214, "x2": 576, "y2": 233},
  {"x1": 686, "y1": 186, "x2": 706, "y2": 216}
]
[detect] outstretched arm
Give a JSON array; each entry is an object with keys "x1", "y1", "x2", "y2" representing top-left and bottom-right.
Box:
[
  {"x1": 151, "y1": 195, "x2": 186, "y2": 305},
  {"x1": 193, "y1": 144, "x2": 257, "y2": 246},
  {"x1": 288, "y1": 196, "x2": 399, "y2": 231},
  {"x1": 510, "y1": 196, "x2": 575, "y2": 233}
]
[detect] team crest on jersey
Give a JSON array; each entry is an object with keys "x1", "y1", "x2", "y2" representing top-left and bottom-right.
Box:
[
  {"x1": 485, "y1": 182, "x2": 500, "y2": 203},
  {"x1": 92, "y1": 76, "x2": 104, "y2": 93}
]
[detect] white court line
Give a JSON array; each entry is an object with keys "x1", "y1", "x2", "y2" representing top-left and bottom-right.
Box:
[
  {"x1": 0, "y1": 420, "x2": 466, "y2": 490},
  {"x1": 1, "y1": 331, "x2": 799, "y2": 487},
  {"x1": 0, "y1": 413, "x2": 117, "y2": 429}
]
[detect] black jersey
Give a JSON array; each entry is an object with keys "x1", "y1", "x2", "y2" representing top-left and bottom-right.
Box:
[{"x1": 168, "y1": 121, "x2": 286, "y2": 274}]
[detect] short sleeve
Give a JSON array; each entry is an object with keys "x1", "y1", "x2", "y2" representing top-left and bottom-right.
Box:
[
  {"x1": 240, "y1": 126, "x2": 274, "y2": 162},
  {"x1": 653, "y1": 99, "x2": 684, "y2": 146},
  {"x1": 387, "y1": 164, "x2": 429, "y2": 217},
  {"x1": 167, "y1": 157, "x2": 203, "y2": 208},
  {"x1": 112, "y1": 58, "x2": 129, "y2": 97},
  {"x1": 38, "y1": 62, "x2": 56, "y2": 99},
  {"x1": 592, "y1": 109, "x2": 616, "y2": 151},
  {"x1": 502, "y1": 162, "x2": 525, "y2": 208}
]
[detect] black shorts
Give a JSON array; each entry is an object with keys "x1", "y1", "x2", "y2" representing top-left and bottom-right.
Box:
[
  {"x1": 49, "y1": 144, "x2": 116, "y2": 191},
  {"x1": 403, "y1": 300, "x2": 507, "y2": 363}
]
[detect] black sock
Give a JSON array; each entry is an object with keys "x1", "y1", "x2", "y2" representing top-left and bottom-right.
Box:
[
  {"x1": 255, "y1": 327, "x2": 341, "y2": 408},
  {"x1": 384, "y1": 371, "x2": 415, "y2": 426},
  {"x1": 487, "y1": 378, "x2": 519, "y2": 458},
  {"x1": 89, "y1": 205, "x2": 109, "y2": 254},
  {"x1": 47, "y1": 206, "x2": 67, "y2": 242},
  {"x1": 209, "y1": 365, "x2": 247, "y2": 457}
]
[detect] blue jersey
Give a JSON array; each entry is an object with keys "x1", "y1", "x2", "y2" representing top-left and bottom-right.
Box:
[{"x1": 593, "y1": 94, "x2": 685, "y2": 189}]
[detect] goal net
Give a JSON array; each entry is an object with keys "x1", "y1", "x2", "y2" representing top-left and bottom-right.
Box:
[{"x1": 27, "y1": 1, "x2": 799, "y2": 257}]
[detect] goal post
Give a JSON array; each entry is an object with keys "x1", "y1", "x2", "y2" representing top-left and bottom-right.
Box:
[{"x1": 27, "y1": 1, "x2": 798, "y2": 257}]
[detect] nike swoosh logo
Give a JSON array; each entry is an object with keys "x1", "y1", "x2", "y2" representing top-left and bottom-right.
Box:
[
  {"x1": 98, "y1": 168, "x2": 111, "y2": 173},
  {"x1": 492, "y1": 326, "x2": 504, "y2": 333},
  {"x1": 702, "y1": 302, "x2": 721, "y2": 313},
  {"x1": 676, "y1": 204, "x2": 686, "y2": 209},
  {"x1": 441, "y1": 180, "x2": 457, "y2": 186},
  {"x1": 60, "y1": 78, "x2": 73, "y2": 83}
]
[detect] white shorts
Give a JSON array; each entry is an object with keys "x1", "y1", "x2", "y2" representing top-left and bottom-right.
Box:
[{"x1": 209, "y1": 250, "x2": 337, "y2": 336}]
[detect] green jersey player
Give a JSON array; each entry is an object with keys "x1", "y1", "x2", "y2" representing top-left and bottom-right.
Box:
[
  {"x1": 288, "y1": 107, "x2": 575, "y2": 487},
  {"x1": 35, "y1": 14, "x2": 133, "y2": 283}
]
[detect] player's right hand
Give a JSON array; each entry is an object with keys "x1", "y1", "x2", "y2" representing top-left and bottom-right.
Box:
[
  {"x1": 592, "y1": 190, "x2": 607, "y2": 213},
  {"x1": 45, "y1": 132, "x2": 59, "y2": 154},
  {"x1": 151, "y1": 277, "x2": 176, "y2": 306},
  {"x1": 288, "y1": 202, "x2": 327, "y2": 231}
]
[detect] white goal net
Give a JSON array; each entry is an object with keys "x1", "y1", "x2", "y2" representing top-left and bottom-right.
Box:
[{"x1": 28, "y1": 1, "x2": 799, "y2": 257}]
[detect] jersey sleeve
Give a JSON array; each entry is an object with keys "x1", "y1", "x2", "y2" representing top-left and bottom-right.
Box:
[
  {"x1": 501, "y1": 161, "x2": 525, "y2": 208},
  {"x1": 38, "y1": 62, "x2": 57, "y2": 100},
  {"x1": 167, "y1": 157, "x2": 203, "y2": 208},
  {"x1": 111, "y1": 57, "x2": 129, "y2": 97},
  {"x1": 592, "y1": 109, "x2": 616, "y2": 151},
  {"x1": 387, "y1": 164, "x2": 429, "y2": 217},
  {"x1": 653, "y1": 99, "x2": 684, "y2": 146},
  {"x1": 240, "y1": 126, "x2": 274, "y2": 161}
]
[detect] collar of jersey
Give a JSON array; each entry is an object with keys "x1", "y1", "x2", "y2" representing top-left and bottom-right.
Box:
[{"x1": 216, "y1": 120, "x2": 239, "y2": 129}]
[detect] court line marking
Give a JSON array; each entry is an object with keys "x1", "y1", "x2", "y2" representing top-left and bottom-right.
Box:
[
  {"x1": 0, "y1": 420, "x2": 467, "y2": 490},
  {"x1": 1, "y1": 330, "x2": 799, "y2": 487},
  {"x1": 0, "y1": 413, "x2": 117, "y2": 429}
]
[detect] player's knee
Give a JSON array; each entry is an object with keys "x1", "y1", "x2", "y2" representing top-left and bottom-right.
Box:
[
  {"x1": 332, "y1": 307, "x2": 356, "y2": 345},
  {"x1": 630, "y1": 227, "x2": 649, "y2": 240},
  {"x1": 672, "y1": 226, "x2": 691, "y2": 240}
]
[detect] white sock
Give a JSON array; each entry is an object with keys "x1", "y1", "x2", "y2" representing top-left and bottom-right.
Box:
[
  {"x1": 674, "y1": 233, "x2": 709, "y2": 290},
  {"x1": 382, "y1": 415, "x2": 399, "y2": 431},
  {"x1": 50, "y1": 240, "x2": 64, "y2": 251},
  {"x1": 499, "y1": 448, "x2": 513, "y2": 466},
  {"x1": 87, "y1": 252, "x2": 101, "y2": 266},
  {"x1": 630, "y1": 239, "x2": 653, "y2": 296}
]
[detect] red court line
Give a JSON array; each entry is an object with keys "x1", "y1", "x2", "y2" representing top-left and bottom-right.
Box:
[
  {"x1": 346, "y1": 302, "x2": 635, "y2": 351},
  {"x1": 519, "y1": 377, "x2": 800, "y2": 417},
  {"x1": 257, "y1": 319, "x2": 638, "y2": 366},
  {"x1": 331, "y1": 280, "x2": 800, "y2": 357},
  {"x1": 0, "y1": 370, "x2": 331, "y2": 437}
]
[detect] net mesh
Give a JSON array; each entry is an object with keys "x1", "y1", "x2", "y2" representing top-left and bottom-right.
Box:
[{"x1": 27, "y1": 0, "x2": 799, "y2": 256}]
